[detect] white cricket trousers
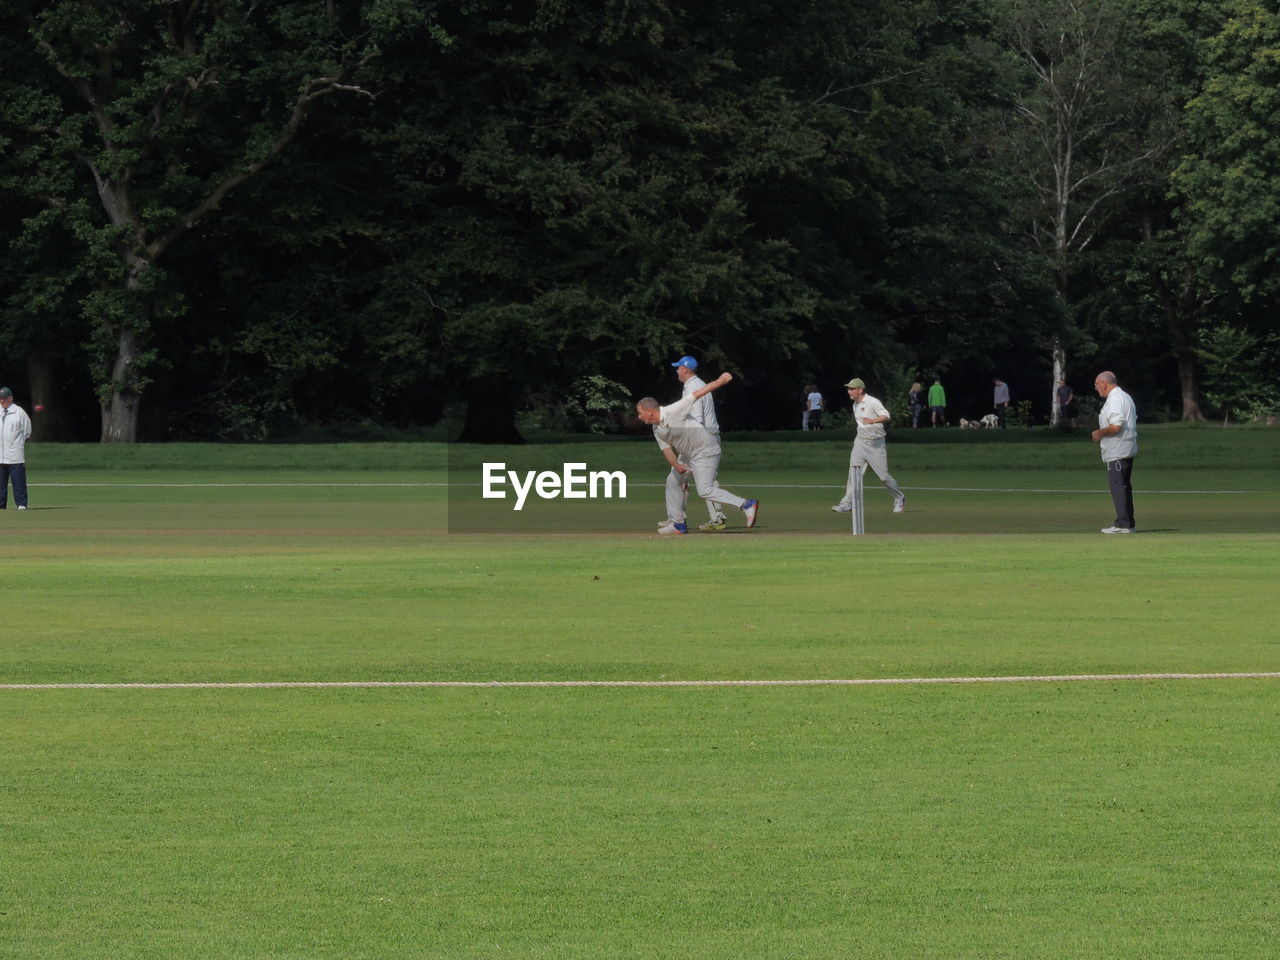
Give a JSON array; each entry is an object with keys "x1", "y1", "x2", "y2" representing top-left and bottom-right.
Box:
[
  {"x1": 665, "y1": 455, "x2": 746, "y2": 522},
  {"x1": 840, "y1": 437, "x2": 904, "y2": 506},
  {"x1": 668, "y1": 457, "x2": 726, "y2": 521}
]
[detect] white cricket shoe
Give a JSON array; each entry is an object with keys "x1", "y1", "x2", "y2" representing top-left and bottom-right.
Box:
[
  {"x1": 657, "y1": 521, "x2": 688, "y2": 535},
  {"x1": 831, "y1": 503, "x2": 852, "y2": 513},
  {"x1": 1100, "y1": 526, "x2": 1134, "y2": 534},
  {"x1": 893, "y1": 497, "x2": 906, "y2": 514}
]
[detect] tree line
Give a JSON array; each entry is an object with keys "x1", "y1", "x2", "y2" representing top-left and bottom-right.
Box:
[{"x1": 1, "y1": 0, "x2": 1277, "y2": 442}]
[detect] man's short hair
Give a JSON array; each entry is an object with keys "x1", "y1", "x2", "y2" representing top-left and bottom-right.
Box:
[
  {"x1": 1096, "y1": 371, "x2": 1117, "y2": 385},
  {"x1": 636, "y1": 397, "x2": 660, "y2": 412}
]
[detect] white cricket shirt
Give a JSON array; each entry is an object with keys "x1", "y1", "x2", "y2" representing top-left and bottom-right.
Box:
[
  {"x1": 653, "y1": 394, "x2": 721, "y2": 460},
  {"x1": 1098, "y1": 386, "x2": 1138, "y2": 461},
  {"x1": 852, "y1": 394, "x2": 891, "y2": 441},
  {"x1": 683, "y1": 376, "x2": 720, "y2": 436}
]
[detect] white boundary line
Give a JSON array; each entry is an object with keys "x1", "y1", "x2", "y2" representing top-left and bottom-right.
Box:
[{"x1": 3, "y1": 672, "x2": 1278, "y2": 690}]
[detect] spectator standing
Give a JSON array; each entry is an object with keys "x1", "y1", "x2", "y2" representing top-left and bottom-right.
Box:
[
  {"x1": 928, "y1": 378, "x2": 947, "y2": 427},
  {"x1": 1056, "y1": 378, "x2": 1075, "y2": 426},
  {"x1": 908, "y1": 382, "x2": 924, "y2": 428},
  {"x1": 993, "y1": 377, "x2": 1010, "y2": 429},
  {"x1": 803, "y1": 385, "x2": 824, "y2": 431}
]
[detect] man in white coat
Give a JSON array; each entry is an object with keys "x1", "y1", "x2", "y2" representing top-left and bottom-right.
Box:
[
  {"x1": 1091, "y1": 370, "x2": 1138, "y2": 533},
  {"x1": 831, "y1": 378, "x2": 906, "y2": 515},
  {"x1": 636, "y1": 373, "x2": 759, "y2": 535},
  {"x1": 670, "y1": 356, "x2": 729, "y2": 531},
  {"x1": 0, "y1": 387, "x2": 33, "y2": 510}
]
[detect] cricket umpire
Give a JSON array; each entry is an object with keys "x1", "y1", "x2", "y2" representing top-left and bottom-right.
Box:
[{"x1": 1091, "y1": 370, "x2": 1138, "y2": 533}]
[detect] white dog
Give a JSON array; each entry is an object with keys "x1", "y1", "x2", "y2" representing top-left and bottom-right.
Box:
[
  {"x1": 980, "y1": 414, "x2": 1000, "y2": 429},
  {"x1": 959, "y1": 418, "x2": 980, "y2": 429}
]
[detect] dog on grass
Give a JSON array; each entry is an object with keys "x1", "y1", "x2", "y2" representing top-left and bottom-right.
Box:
[
  {"x1": 959, "y1": 418, "x2": 980, "y2": 429},
  {"x1": 980, "y1": 414, "x2": 1000, "y2": 429}
]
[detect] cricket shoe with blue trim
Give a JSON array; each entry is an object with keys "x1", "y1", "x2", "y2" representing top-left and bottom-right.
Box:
[{"x1": 742, "y1": 499, "x2": 760, "y2": 528}]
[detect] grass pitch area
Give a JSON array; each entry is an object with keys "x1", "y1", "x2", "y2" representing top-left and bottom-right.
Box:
[{"x1": 3, "y1": 429, "x2": 1279, "y2": 958}]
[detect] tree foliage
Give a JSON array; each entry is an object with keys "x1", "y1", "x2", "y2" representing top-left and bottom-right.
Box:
[{"x1": 0, "y1": 0, "x2": 1275, "y2": 440}]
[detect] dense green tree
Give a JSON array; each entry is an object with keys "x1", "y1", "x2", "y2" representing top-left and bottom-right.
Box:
[
  {"x1": 1070, "y1": 0, "x2": 1227, "y2": 421},
  {"x1": 2, "y1": 0, "x2": 1267, "y2": 438},
  {"x1": 982, "y1": 0, "x2": 1182, "y2": 422},
  {"x1": 0, "y1": 0, "x2": 419, "y2": 440},
  {"x1": 1175, "y1": 1, "x2": 1280, "y2": 302}
]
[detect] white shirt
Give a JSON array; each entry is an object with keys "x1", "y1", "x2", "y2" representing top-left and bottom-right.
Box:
[
  {"x1": 0, "y1": 403, "x2": 32, "y2": 464},
  {"x1": 852, "y1": 394, "x2": 891, "y2": 441},
  {"x1": 1098, "y1": 386, "x2": 1138, "y2": 462},
  {"x1": 682, "y1": 376, "x2": 720, "y2": 436},
  {"x1": 653, "y1": 394, "x2": 720, "y2": 460},
  {"x1": 806, "y1": 392, "x2": 823, "y2": 412}
]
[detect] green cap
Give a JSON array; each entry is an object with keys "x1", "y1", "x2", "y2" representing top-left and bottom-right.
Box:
[{"x1": 843, "y1": 378, "x2": 865, "y2": 389}]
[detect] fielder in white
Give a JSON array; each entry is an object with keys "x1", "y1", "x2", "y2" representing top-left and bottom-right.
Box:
[
  {"x1": 832, "y1": 378, "x2": 907, "y2": 515},
  {"x1": 635, "y1": 372, "x2": 759, "y2": 535},
  {"x1": 670, "y1": 356, "x2": 728, "y2": 531}
]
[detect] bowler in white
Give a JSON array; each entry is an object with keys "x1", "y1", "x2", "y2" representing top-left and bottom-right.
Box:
[
  {"x1": 832, "y1": 378, "x2": 906, "y2": 515},
  {"x1": 635, "y1": 373, "x2": 759, "y2": 535}
]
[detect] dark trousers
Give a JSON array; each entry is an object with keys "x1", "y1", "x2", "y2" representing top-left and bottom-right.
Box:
[
  {"x1": 995, "y1": 402, "x2": 1008, "y2": 428},
  {"x1": 0, "y1": 462, "x2": 28, "y2": 508},
  {"x1": 1106, "y1": 458, "x2": 1134, "y2": 529}
]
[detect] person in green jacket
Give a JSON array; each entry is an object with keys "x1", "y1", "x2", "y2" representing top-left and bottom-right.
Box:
[{"x1": 927, "y1": 378, "x2": 947, "y2": 427}]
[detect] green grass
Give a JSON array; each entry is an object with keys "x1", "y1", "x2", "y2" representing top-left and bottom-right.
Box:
[{"x1": 3, "y1": 429, "x2": 1279, "y2": 958}]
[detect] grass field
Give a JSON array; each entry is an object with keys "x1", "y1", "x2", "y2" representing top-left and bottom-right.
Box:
[{"x1": 3, "y1": 428, "x2": 1279, "y2": 958}]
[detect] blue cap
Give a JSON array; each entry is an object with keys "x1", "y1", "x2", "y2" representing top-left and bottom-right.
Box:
[{"x1": 671, "y1": 356, "x2": 698, "y2": 370}]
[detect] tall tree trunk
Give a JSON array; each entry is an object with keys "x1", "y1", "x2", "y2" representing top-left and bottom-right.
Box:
[
  {"x1": 26, "y1": 355, "x2": 76, "y2": 441},
  {"x1": 1166, "y1": 267, "x2": 1206, "y2": 422},
  {"x1": 100, "y1": 326, "x2": 143, "y2": 443},
  {"x1": 1168, "y1": 314, "x2": 1205, "y2": 421},
  {"x1": 1050, "y1": 338, "x2": 1066, "y2": 426},
  {"x1": 99, "y1": 253, "x2": 152, "y2": 443}
]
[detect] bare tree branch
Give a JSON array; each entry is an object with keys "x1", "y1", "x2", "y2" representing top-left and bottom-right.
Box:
[{"x1": 148, "y1": 61, "x2": 376, "y2": 260}]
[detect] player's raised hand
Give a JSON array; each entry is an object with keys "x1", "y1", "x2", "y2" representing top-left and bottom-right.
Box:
[{"x1": 717, "y1": 372, "x2": 733, "y2": 386}]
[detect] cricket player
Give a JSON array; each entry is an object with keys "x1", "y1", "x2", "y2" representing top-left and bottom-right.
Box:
[
  {"x1": 831, "y1": 378, "x2": 907, "y2": 515},
  {"x1": 635, "y1": 372, "x2": 759, "y2": 535},
  {"x1": 670, "y1": 356, "x2": 728, "y2": 530}
]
